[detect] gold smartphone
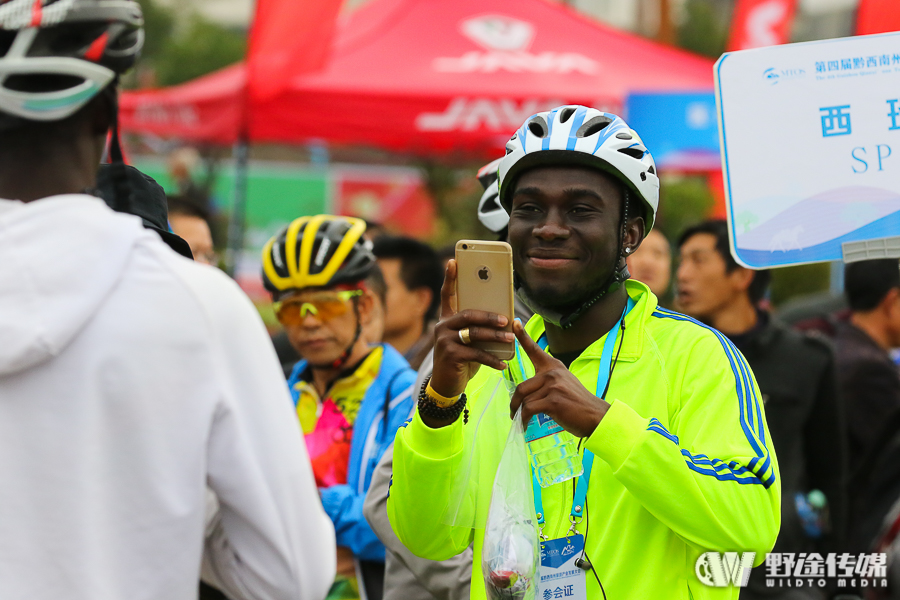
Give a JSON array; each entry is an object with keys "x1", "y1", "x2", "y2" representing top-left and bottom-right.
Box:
[{"x1": 455, "y1": 240, "x2": 515, "y2": 361}]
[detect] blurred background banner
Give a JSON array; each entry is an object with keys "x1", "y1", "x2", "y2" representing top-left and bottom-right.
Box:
[
  {"x1": 121, "y1": 64, "x2": 245, "y2": 143},
  {"x1": 247, "y1": 0, "x2": 343, "y2": 103},
  {"x1": 121, "y1": 0, "x2": 715, "y2": 157},
  {"x1": 332, "y1": 169, "x2": 435, "y2": 236},
  {"x1": 727, "y1": 0, "x2": 798, "y2": 51},
  {"x1": 122, "y1": 0, "x2": 872, "y2": 307},
  {"x1": 625, "y1": 91, "x2": 720, "y2": 172},
  {"x1": 716, "y1": 32, "x2": 900, "y2": 269},
  {"x1": 856, "y1": 0, "x2": 900, "y2": 36}
]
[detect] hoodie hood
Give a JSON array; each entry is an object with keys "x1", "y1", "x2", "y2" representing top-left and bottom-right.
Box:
[{"x1": 0, "y1": 194, "x2": 153, "y2": 375}]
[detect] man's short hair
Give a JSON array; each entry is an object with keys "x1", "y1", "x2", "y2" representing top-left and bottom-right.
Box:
[
  {"x1": 365, "y1": 263, "x2": 387, "y2": 306},
  {"x1": 167, "y1": 195, "x2": 210, "y2": 223},
  {"x1": 372, "y1": 236, "x2": 443, "y2": 323},
  {"x1": 845, "y1": 259, "x2": 900, "y2": 312},
  {"x1": 678, "y1": 220, "x2": 771, "y2": 304}
]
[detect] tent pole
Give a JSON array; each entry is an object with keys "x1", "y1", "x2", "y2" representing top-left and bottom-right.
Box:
[{"x1": 225, "y1": 136, "x2": 249, "y2": 277}]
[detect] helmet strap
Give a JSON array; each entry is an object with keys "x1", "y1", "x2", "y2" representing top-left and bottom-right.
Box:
[
  {"x1": 107, "y1": 88, "x2": 125, "y2": 165},
  {"x1": 514, "y1": 190, "x2": 632, "y2": 330}
]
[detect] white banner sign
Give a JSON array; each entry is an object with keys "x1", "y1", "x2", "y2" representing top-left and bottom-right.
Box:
[{"x1": 715, "y1": 32, "x2": 900, "y2": 268}]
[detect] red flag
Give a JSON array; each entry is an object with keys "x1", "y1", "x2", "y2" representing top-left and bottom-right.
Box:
[
  {"x1": 727, "y1": 0, "x2": 798, "y2": 51},
  {"x1": 857, "y1": 0, "x2": 900, "y2": 35},
  {"x1": 247, "y1": 0, "x2": 343, "y2": 102}
]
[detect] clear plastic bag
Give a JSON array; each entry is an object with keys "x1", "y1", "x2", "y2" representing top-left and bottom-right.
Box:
[{"x1": 481, "y1": 406, "x2": 540, "y2": 600}]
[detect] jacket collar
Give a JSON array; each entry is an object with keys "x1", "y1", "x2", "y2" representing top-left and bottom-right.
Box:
[
  {"x1": 724, "y1": 310, "x2": 782, "y2": 354},
  {"x1": 522, "y1": 280, "x2": 657, "y2": 366}
]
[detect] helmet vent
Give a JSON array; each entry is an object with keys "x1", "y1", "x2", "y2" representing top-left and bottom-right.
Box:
[
  {"x1": 482, "y1": 195, "x2": 501, "y2": 212},
  {"x1": 648, "y1": 165, "x2": 656, "y2": 175},
  {"x1": 272, "y1": 241, "x2": 285, "y2": 270},
  {"x1": 576, "y1": 116, "x2": 612, "y2": 138},
  {"x1": 618, "y1": 147, "x2": 645, "y2": 160},
  {"x1": 640, "y1": 171, "x2": 647, "y2": 181},
  {"x1": 5, "y1": 72, "x2": 84, "y2": 92},
  {"x1": 527, "y1": 117, "x2": 548, "y2": 138},
  {"x1": 0, "y1": 31, "x2": 13, "y2": 58},
  {"x1": 559, "y1": 107, "x2": 575, "y2": 123}
]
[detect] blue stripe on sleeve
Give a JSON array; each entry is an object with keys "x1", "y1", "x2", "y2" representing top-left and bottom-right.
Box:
[
  {"x1": 649, "y1": 308, "x2": 774, "y2": 488},
  {"x1": 647, "y1": 425, "x2": 679, "y2": 445},
  {"x1": 645, "y1": 419, "x2": 769, "y2": 487},
  {"x1": 652, "y1": 309, "x2": 765, "y2": 458},
  {"x1": 720, "y1": 332, "x2": 767, "y2": 450},
  {"x1": 685, "y1": 462, "x2": 770, "y2": 486},
  {"x1": 682, "y1": 451, "x2": 770, "y2": 487}
]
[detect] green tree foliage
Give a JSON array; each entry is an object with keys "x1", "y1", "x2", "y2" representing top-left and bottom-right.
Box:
[
  {"x1": 676, "y1": 0, "x2": 731, "y2": 59},
  {"x1": 135, "y1": 0, "x2": 246, "y2": 88},
  {"x1": 421, "y1": 163, "x2": 489, "y2": 247},
  {"x1": 653, "y1": 174, "x2": 715, "y2": 243},
  {"x1": 137, "y1": 0, "x2": 174, "y2": 60},
  {"x1": 770, "y1": 263, "x2": 831, "y2": 307}
]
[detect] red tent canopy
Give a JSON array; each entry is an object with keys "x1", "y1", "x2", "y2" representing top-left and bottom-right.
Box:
[{"x1": 121, "y1": 0, "x2": 715, "y2": 157}]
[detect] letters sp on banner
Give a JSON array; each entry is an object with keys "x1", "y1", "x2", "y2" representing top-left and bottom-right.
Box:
[{"x1": 715, "y1": 32, "x2": 900, "y2": 269}]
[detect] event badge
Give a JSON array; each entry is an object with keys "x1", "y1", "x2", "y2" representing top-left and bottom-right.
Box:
[{"x1": 537, "y1": 534, "x2": 587, "y2": 600}]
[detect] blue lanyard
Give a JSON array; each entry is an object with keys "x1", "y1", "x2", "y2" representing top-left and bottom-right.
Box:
[{"x1": 530, "y1": 297, "x2": 634, "y2": 533}]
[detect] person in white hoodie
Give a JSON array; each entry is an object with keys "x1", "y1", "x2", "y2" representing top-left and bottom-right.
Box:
[{"x1": 0, "y1": 2, "x2": 336, "y2": 599}]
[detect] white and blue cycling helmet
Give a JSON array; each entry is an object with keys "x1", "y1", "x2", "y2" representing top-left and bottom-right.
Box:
[
  {"x1": 497, "y1": 106, "x2": 660, "y2": 328},
  {"x1": 498, "y1": 105, "x2": 659, "y2": 231}
]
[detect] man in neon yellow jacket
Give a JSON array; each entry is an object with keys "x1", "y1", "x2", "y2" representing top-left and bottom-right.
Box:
[{"x1": 386, "y1": 107, "x2": 780, "y2": 600}]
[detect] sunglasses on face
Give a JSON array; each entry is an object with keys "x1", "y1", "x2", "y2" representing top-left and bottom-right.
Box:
[{"x1": 274, "y1": 290, "x2": 363, "y2": 325}]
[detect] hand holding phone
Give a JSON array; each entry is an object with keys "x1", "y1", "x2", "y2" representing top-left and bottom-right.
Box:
[
  {"x1": 454, "y1": 240, "x2": 515, "y2": 361},
  {"x1": 428, "y1": 241, "x2": 516, "y2": 405}
]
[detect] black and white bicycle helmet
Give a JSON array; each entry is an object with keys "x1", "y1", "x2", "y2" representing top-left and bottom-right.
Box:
[
  {"x1": 262, "y1": 215, "x2": 377, "y2": 370},
  {"x1": 0, "y1": 0, "x2": 143, "y2": 123},
  {"x1": 476, "y1": 157, "x2": 507, "y2": 234},
  {"x1": 262, "y1": 215, "x2": 376, "y2": 300}
]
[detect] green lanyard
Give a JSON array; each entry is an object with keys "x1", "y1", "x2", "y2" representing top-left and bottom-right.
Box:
[{"x1": 527, "y1": 298, "x2": 634, "y2": 538}]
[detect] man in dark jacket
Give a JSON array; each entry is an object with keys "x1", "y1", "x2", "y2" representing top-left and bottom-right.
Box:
[
  {"x1": 677, "y1": 220, "x2": 846, "y2": 599},
  {"x1": 837, "y1": 260, "x2": 900, "y2": 553},
  {"x1": 838, "y1": 259, "x2": 900, "y2": 475}
]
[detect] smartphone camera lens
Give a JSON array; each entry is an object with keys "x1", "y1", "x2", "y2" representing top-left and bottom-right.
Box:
[{"x1": 462, "y1": 244, "x2": 468, "y2": 250}]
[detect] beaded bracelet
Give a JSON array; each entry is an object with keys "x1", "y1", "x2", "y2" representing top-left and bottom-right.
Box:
[{"x1": 417, "y1": 375, "x2": 468, "y2": 424}]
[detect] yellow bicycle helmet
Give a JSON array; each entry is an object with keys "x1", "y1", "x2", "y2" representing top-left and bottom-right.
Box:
[{"x1": 262, "y1": 215, "x2": 375, "y2": 300}]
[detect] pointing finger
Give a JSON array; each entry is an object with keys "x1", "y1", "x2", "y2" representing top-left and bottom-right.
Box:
[{"x1": 513, "y1": 320, "x2": 556, "y2": 371}]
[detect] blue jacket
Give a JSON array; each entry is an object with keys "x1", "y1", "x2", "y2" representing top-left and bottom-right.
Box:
[{"x1": 288, "y1": 343, "x2": 416, "y2": 562}]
